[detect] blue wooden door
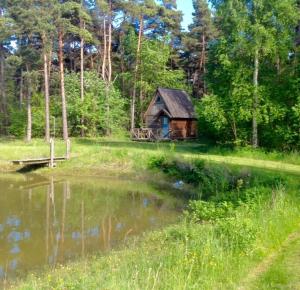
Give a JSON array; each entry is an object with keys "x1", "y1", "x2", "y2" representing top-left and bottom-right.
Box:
[{"x1": 161, "y1": 116, "x2": 169, "y2": 138}]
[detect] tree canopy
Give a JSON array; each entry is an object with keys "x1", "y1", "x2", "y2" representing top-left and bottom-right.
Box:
[{"x1": 0, "y1": 0, "x2": 299, "y2": 150}]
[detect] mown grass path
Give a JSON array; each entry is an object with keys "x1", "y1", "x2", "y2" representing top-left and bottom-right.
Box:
[
  {"x1": 183, "y1": 153, "x2": 300, "y2": 175},
  {"x1": 238, "y1": 230, "x2": 300, "y2": 290}
]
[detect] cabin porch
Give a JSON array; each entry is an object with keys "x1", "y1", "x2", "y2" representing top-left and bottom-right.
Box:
[{"x1": 131, "y1": 127, "x2": 197, "y2": 141}]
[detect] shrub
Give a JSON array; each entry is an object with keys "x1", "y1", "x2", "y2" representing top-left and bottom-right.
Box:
[{"x1": 187, "y1": 200, "x2": 234, "y2": 222}]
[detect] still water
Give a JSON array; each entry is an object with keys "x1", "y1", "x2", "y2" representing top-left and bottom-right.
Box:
[{"x1": 0, "y1": 174, "x2": 180, "y2": 284}]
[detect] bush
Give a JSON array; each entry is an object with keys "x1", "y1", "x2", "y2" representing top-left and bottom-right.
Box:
[
  {"x1": 187, "y1": 200, "x2": 234, "y2": 222},
  {"x1": 148, "y1": 156, "x2": 253, "y2": 199}
]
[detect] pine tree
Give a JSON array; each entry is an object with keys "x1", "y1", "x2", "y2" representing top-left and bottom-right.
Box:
[
  {"x1": 0, "y1": 3, "x2": 14, "y2": 134},
  {"x1": 54, "y1": 1, "x2": 90, "y2": 140},
  {"x1": 187, "y1": 0, "x2": 216, "y2": 97}
]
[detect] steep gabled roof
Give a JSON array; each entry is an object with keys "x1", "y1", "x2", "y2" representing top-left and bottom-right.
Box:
[{"x1": 157, "y1": 88, "x2": 196, "y2": 119}]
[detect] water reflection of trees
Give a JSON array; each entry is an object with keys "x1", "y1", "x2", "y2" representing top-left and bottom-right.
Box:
[{"x1": 0, "y1": 175, "x2": 177, "y2": 284}]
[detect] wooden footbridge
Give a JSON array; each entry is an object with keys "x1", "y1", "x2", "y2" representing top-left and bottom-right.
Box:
[{"x1": 12, "y1": 139, "x2": 71, "y2": 168}]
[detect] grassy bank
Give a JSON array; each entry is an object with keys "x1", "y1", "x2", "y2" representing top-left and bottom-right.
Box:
[
  {"x1": 11, "y1": 155, "x2": 300, "y2": 289},
  {"x1": 1, "y1": 138, "x2": 300, "y2": 176}
]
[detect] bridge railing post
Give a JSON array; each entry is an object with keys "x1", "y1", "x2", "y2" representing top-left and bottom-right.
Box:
[{"x1": 50, "y1": 138, "x2": 54, "y2": 168}]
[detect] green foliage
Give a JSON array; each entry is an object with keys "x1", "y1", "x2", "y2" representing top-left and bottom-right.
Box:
[
  {"x1": 199, "y1": 0, "x2": 300, "y2": 149},
  {"x1": 64, "y1": 71, "x2": 128, "y2": 136},
  {"x1": 121, "y1": 31, "x2": 190, "y2": 125},
  {"x1": 187, "y1": 200, "x2": 234, "y2": 222},
  {"x1": 8, "y1": 108, "x2": 26, "y2": 137},
  {"x1": 148, "y1": 156, "x2": 255, "y2": 199}
]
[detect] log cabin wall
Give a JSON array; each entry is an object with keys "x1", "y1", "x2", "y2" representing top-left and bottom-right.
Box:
[
  {"x1": 170, "y1": 119, "x2": 197, "y2": 139},
  {"x1": 171, "y1": 119, "x2": 187, "y2": 139}
]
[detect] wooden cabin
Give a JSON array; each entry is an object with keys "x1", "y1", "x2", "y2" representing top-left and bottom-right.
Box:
[{"x1": 133, "y1": 88, "x2": 197, "y2": 140}]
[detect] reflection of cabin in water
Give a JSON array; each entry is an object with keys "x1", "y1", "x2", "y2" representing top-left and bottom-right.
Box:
[{"x1": 132, "y1": 88, "x2": 197, "y2": 141}]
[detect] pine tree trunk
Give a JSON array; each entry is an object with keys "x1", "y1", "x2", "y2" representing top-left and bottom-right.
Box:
[
  {"x1": 139, "y1": 78, "x2": 144, "y2": 126},
  {"x1": 48, "y1": 43, "x2": 52, "y2": 80},
  {"x1": 102, "y1": 18, "x2": 107, "y2": 81},
  {"x1": 105, "y1": 0, "x2": 113, "y2": 135},
  {"x1": 202, "y1": 34, "x2": 207, "y2": 94},
  {"x1": 231, "y1": 119, "x2": 237, "y2": 142},
  {"x1": 252, "y1": 48, "x2": 259, "y2": 148},
  {"x1": 26, "y1": 69, "x2": 32, "y2": 142},
  {"x1": 131, "y1": 15, "x2": 143, "y2": 130},
  {"x1": 194, "y1": 33, "x2": 206, "y2": 96},
  {"x1": 19, "y1": 70, "x2": 23, "y2": 109},
  {"x1": 80, "y1": 20, "x2": 85, "y2": 137},
  {"x1": 120, "y1": 33, "x2": 125, "y2": 96},
  {"x1": 58, "y1": 30, "x2": 69, "y2": 141},
  {"x1": 43, "y1": 39, "x2": 50, "y2": 142},
  {"x1": 108, "y1": 1, "x2": 112, "y2": 83},
  {"x1": 0, "y1": 46, "x2": 7, "y2": 134}
]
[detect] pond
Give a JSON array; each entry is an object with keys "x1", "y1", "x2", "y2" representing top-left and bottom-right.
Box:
[{"x1": 0, "y1": 174, "x2": 181, "y2": 286}]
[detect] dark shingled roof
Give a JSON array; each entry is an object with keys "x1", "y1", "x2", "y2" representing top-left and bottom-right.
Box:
[{"x1": 157, "y1": 88, "x2": 196, "y2": 119}]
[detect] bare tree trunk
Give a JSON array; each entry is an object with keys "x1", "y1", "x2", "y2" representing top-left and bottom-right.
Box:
[
  {"x1": 105, "y1": 0, "x2": 113, "y2": 135},
  {"x1": 202, "y1": 35, "x2": 207, "y2": 94},
  {"x1": 90, "y1": 55, "x2": 94, "y2": 70},
  {"x1": 48, "y1": 44, "x2": 52, "y2": 80},
  {"x1": 0, "y1": 47, "x2": 7, "y2": 134},
  {"x1": 43, "y1": 36, "x2": 50, "y2": 142},
  {"x1": 193, "y1": 33, "x2": 206, "y2": 96},
  {"x1": 19, "y1": 70, "x2": 23, "y2": 109},
  {"x1": 108, "y1": 0, "x2": 112, "y2": 83},
  {"x1": 80, "y1": 20, "x2": 85, "y2": 137},
  {"x1": 58, "y1": 30, "x2": 69, "y2": 141},
  {"x1": 26, "y1": 69, "x2": 32, "y2": 142},
  {"x1": 252, "y1": 48, "x2": 259, "y2": 148},
  {"x1": 231, "y1": 119, "x2": 237, "y2": 142},
  {"x1": 120, "y1": 33, "x2": 126, "y2": 96},
  {"x1": 139, "y1": 73, "x2": 144, "y2": 125},
  {"x1": 131, "y1": 15, "x2": 143, "y2": 130},
  {"x1": 102, "y1": 18, "x2": 107, "y2": 81}
]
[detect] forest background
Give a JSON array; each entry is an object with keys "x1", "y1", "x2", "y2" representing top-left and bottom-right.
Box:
[{"x1": 0, "y1": 0, "x2": 299, "y2": 150}]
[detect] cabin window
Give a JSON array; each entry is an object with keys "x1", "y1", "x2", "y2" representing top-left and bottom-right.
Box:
[{"x1": 156, "y1": 96, "x2": 162, "y2": 103}]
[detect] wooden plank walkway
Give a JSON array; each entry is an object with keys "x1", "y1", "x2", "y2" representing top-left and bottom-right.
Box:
[
  {"x1": 11, "y1": 139, "x2": 71, "y2": 168},
  {"x1": 12, "y1": 157, "x2": 67, "y2": 166}
]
